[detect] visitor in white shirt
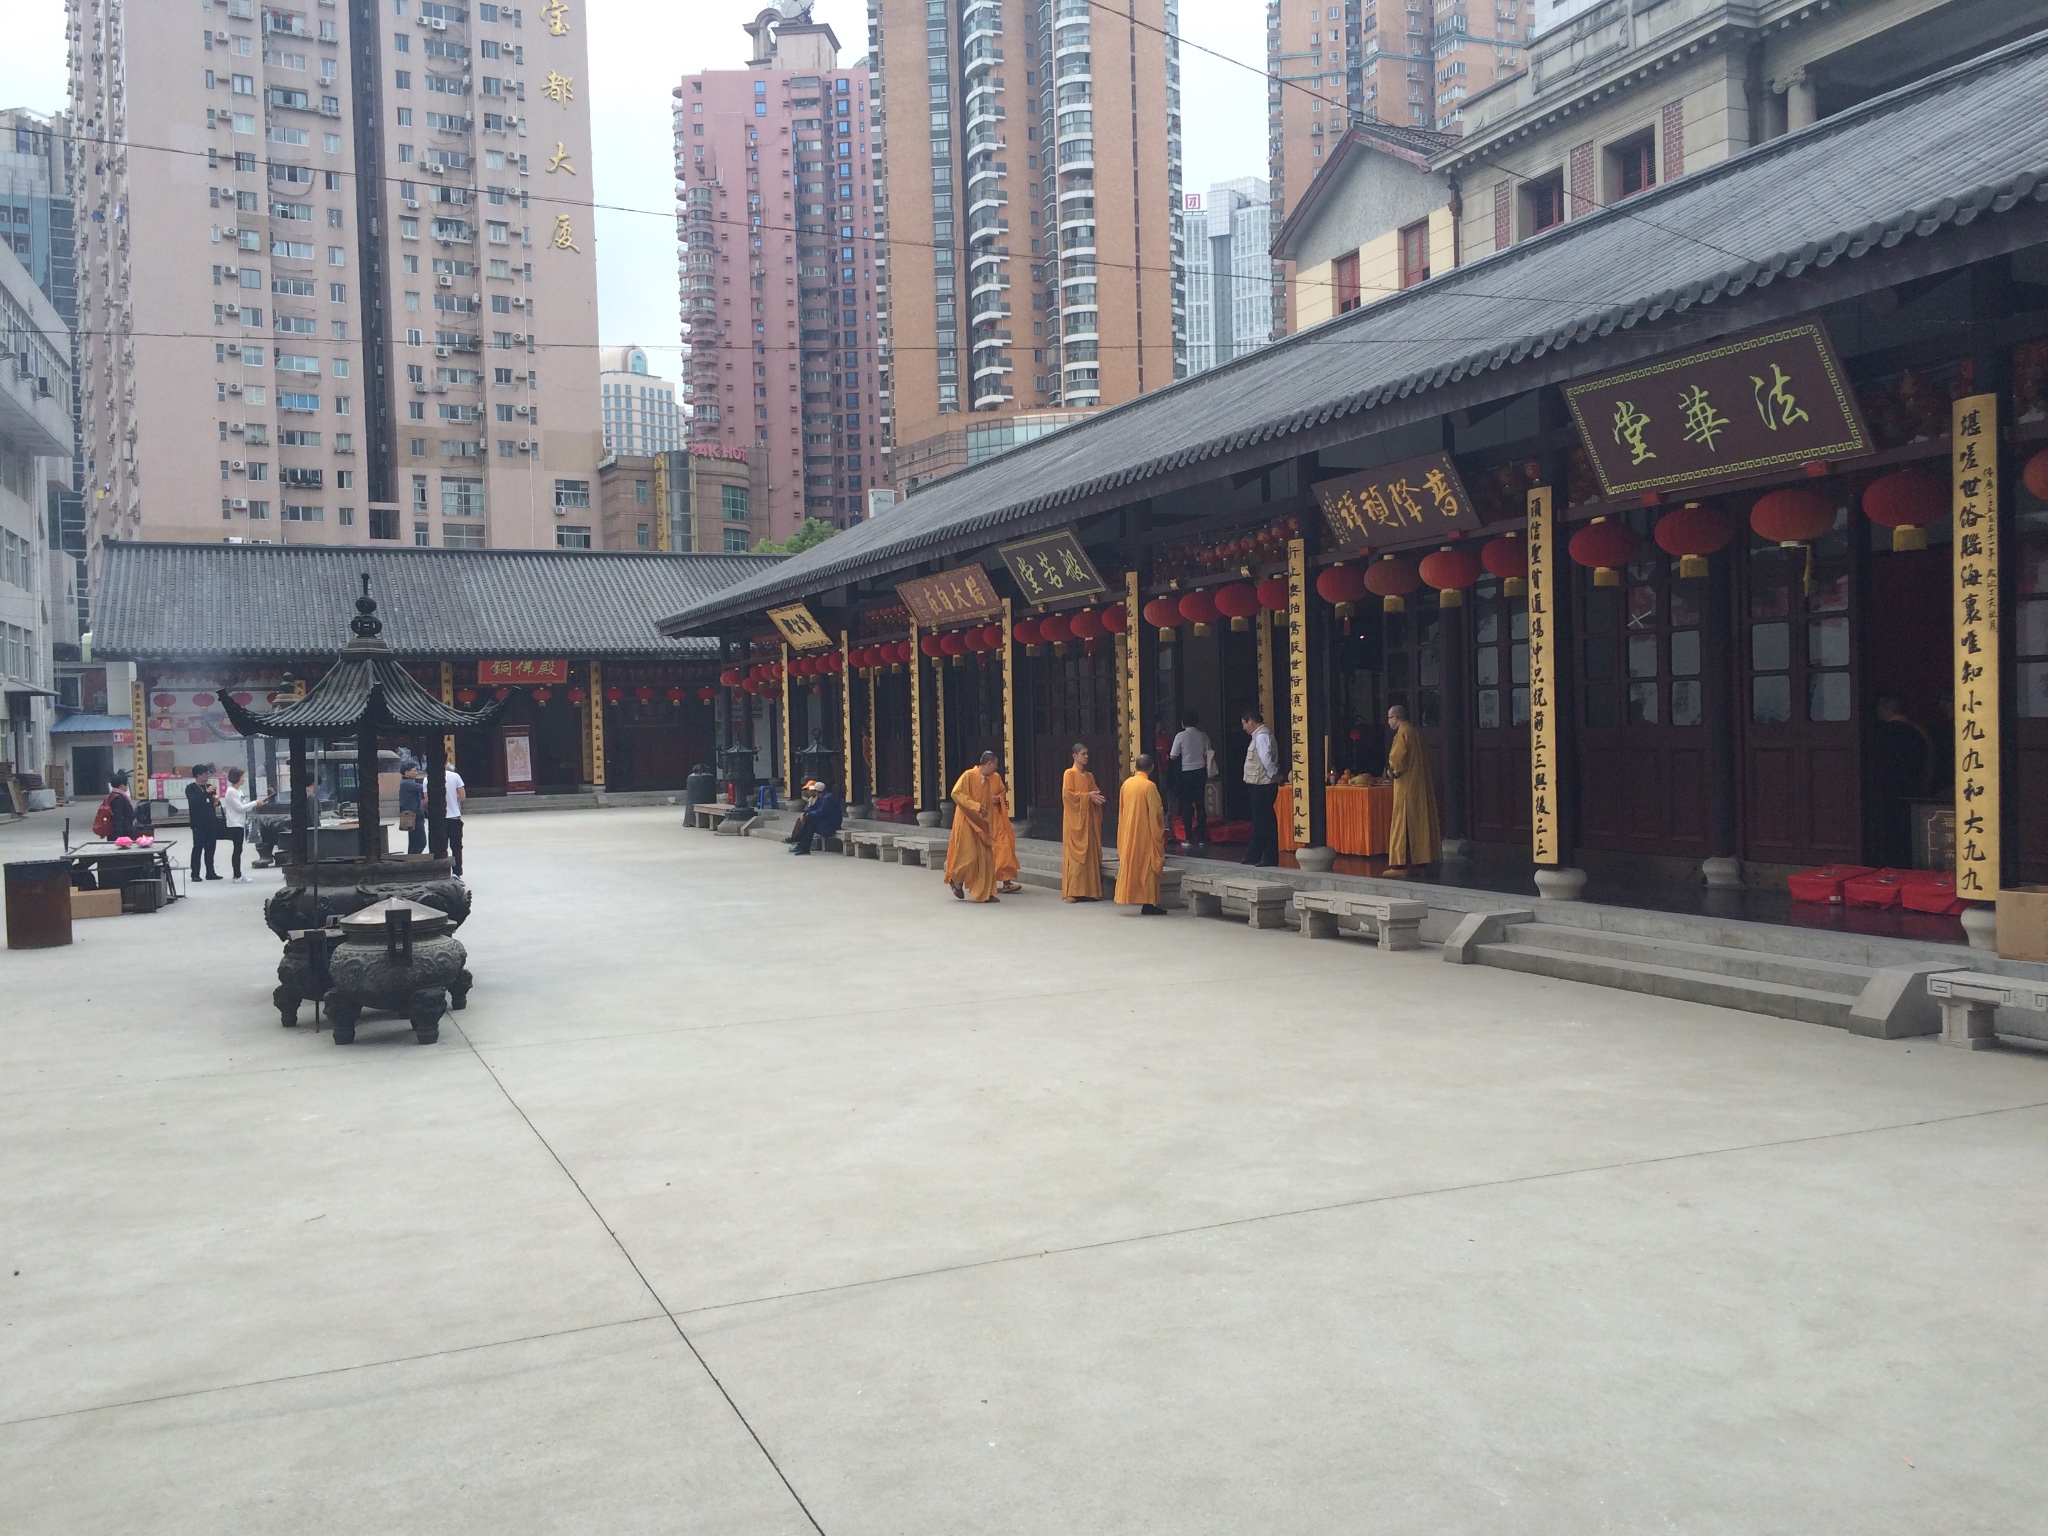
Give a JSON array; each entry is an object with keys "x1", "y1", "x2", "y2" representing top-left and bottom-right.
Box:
[
  {"x1": 1240, "y1": 709, "x2": 1281, "y2": 867},
  {"x1": 444, "y1": 766, "x2": 467, "y2": 876},
  {"x1": 1167, "y1": 711, "x2": 1212, "y2": 844}
]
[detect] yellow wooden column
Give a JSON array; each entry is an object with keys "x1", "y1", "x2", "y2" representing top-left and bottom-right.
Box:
[
  {"x1": 866, "y1": 661, "x2": 878, "y2": 800},
  {"x1": 1001, "y1": 599, "x2": 1015, "y2": 785},
  {"x1": 130, "y1": 677, "x2": 149, "y2": 787},
  {"x1": 1124, "y1": 571, "x2": 1142, "y2": 772},
  {"x1": 1951, "y1": 394, "x2": 2001, "y2": 904},
  {"x1": 910, "y1": 620, "x2": 924, "y2": 810},
  {"x1": 1526, "y1": 487, "x2": 1561, "y2": 866},
  {"x1": 780, "y1": 641, "x2": 794, "y2": 797},
  {"x1": 1285, "y1": 537, "x2": 1311, "y2": 847},
  {"x1": 588, "y1": 660, "x2": 606, "y2": 788},
  {"x1": 440, "y1": 662, "x2": 456, "y2": 769},
  {"x1": 839, "y1": 629, "x2": 854, "y2": 800}
]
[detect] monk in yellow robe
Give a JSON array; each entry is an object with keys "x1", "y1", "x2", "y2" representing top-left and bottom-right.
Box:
[
  {"x1": 988, "y1": 766, "x2": 1023, "y2": 894},
  {"x1": 1061, "y1": 743, "x2": 1105, "y2": 901},
  {"x1": 1114, "y1": 753, "x2": 1168, "y2": 914},
  {"x1": 1384, "y1": 703, "x2": 1440, "y2": 873},
  {"x1": 943, "y1": 752, "x2": 1001, "y2": 903}
]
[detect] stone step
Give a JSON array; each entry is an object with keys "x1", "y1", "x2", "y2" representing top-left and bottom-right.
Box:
[
  {"x1": 1503, "y1": 922, "x2": 1871, "y2": 996},
  {"x1": 1473, "y1": 939, "x2": 1860, "y2": 1029}
]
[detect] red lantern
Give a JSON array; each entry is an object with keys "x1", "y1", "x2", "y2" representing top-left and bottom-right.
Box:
[
  {"x1": 698, "y1": 685, "x2": 715, "y2": 704},
  {"x1": 1040, "y1": 613, "x2": 1073, "y2": 646},
  {"x1": 666, "y1": 687, "x2": 684, "y2": 705},
  {"x1": 740, "y1": 678, "x2": 760, "y2": 695},
  {"x1": 494, "y1": 687, "x2": 511, "y2": 702},
  {"x1": 895, "y1": 640, "x2": 915, "y2": 665},
  {"x1": 1750, "y1": 486, "x2": 1834, "y2": 547},
  {"x1": 566, "y1": 686, "x2": 586, "y2": 705},
  {"x1": 1418, "y1": 546, "x2": 1482, "y2": 607},
  {"x1": 920, "y1": 633, "x2": 945, "y2": 657},
  {"x1": 1652, "y1": 502, "x2": 1735, "y2": 577},
  {"x1": 533, "y1": 686, "x2": 553, "y2": 704},
  {"x1": 1177, "y1": 589, "x2": 1220, "y2": 635},
  {"x1": 2025, "y1": 448, "x2": 2048, "y2": 502},
  {"x1": 1256, "y1": 576, "x2": 1290, "y2": 611},
  {"x1": 1862, "y1": 468, "x2": 1945, "y2": 552},
  {"x1": 1314, "y1": 564, "x2": 1366, "y2": 613},
  {"x1": 604, "y1": 686, "x2": 623, "y2": 705},
  {"x1": 939, "y1": 630, "x2": 967, "y2": 656},
  {"x1": 719, "y1": 668, "x2": 742, "y2": 687},
  {"x1": 1362, "y1": 554, "x2": 1421, "y2": 613},
  {"x1": 152, "y1": 692, "x2": 175, "y2": 708},
  {"x1": 1012, "y1": 616, "x2": 1042, "y2": 648},
  {"x1": 1214, "y1": 582, "x2": 1261, "y2": 631},
  {"x1": 1069, "y1": 608, "x2": 1105, "y2": 641},
  {"x1": 1479, "y1": 533, "x2": 1528, "y2": 596},
  {"x1": 192, "y1": 693, "x2": 215, "y2": 708},
  {"x1": 455, "y1": 688, "x2": 478, "y2": 706},
  {"x1": 826, "y1": 652, "x2": 844, "y2": 674},
  {"x1": 1142, "y1": 596, "x2": 1182, "y2": 640},
  {"x1": 1567, "y1": 517, "x2": 1641, "y2": 588},
  {"x1": 1100, "y1": 604, "x2": 1127, "y2": 634}
]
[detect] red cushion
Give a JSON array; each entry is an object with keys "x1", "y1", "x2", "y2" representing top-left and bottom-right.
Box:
[
  {"x1": 1787, "y1": 864, "x2": 1875, "y2": 904},
  {"x1": 1899, "y1": 872, "x2": 1968, "y2": 915},
  {"x1": 1843, "y1": 870, "x2": 1909, "y2": 909}
]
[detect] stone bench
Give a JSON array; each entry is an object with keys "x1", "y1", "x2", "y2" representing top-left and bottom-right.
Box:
[
  {"x1": 893, "y1": 833, "x2": 951, "y2": 869},
  {"x1": 847, "y1": 831, "x2": 896, "y2": 862},
  {"x1": 688, "y1": 800, "x2": 731, "y2": 830},
  {"x1": 1182, "y1": 874, "x2": 1292, "y2": 930},
  {"x1": 1295, "y1": 891, "x2": 1430, "y2": 951},
  {"x1": 1926, "y1": 970, "x2": 2048, "y2": 1050}
]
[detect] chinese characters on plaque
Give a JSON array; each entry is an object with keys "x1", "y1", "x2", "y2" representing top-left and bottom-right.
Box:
[
  {"x1": 997, "y1": 528, "x2": 1108, "y2": 604},
  {"x1": 895, "y1": 563, "x2": 1003, "y2": 627},
  {"x1": 1951, "y1": 393, "x2": 2001, "y2": 901},
  {"x1": 1525, "y1": 489, "x2": 1561, "y2": 865},
  {"x1": 478, "y1": 658, "x2": 568, "y2": 685},
  {"x1": 1565, "y1": 322, "x2": 1871, "y2": 498},
  {"x1": 1314, "y1": 451, "x2": 1478, "y2": 551},
  {"x1": 1286, "y1": 537, "x2": 1312, "y2": 847},
  {"x1": 767, "y1": 602, "x2": 833, "y2": 651}
]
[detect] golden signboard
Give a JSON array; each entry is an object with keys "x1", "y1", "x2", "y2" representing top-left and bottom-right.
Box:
[
  {"x1": 1952, "y1": 393, "x2": 2000, "y2": 902},
  {"x1": 896, "y1": 563, "x2": 1002, "y2": 628},
  {"x1": 910, "y1": 620, "x2": 924, "y2": 808},
  {"x1": 839, "y1": 631, "x2": 854, "y2": 800},
  {"x1": 1315, "y1": 451, "x2": 1479, "y2": 552},
  {"x1": 1286, "y1": 537, "x2": 1311, "y2": 847},
  {"x1": 999, "y1": 528, "x2": 1108, "y2": 605},
  {"x1": 1526, "y1": 488, "x2": 1560, "y2": 865},
  {"x1": 767, "y1": 601, "x2": 833, "y2": 651}
]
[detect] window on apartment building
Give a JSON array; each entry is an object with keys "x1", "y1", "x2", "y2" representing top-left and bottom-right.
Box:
[
  {"x1": 1333, "y1": 252, "x2": 1361, "y2": 314},
  {"x1": 555, "y1": 526, "x2": 593, "y2": 550},
  {"x1": 554, "y1": 479, "x2": 592, "y2": 510},
  {"x1": 1399, "y1": 221, "x2": 1430, "y2": 289},
  {"x1": 720, "y1": 484, "x2": 750, "y2": 520},
  {"x1": 723, "y1": 527, "x2": 749, "y2": 552},
  {"x1": 1609, "y1": 130, "x2": 1656, "y2": 201},
  {"x1": 1520, "y1": 171, "x2": 1565, "y2": 238}
]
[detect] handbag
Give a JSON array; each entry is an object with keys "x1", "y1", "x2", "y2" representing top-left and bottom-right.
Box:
[
  {"x1": 1205, "y1": 748, "x2": 1220, "y2": 781},
  {"x1": 398, "y1": 809, "x2": 417, "y2": 830}
]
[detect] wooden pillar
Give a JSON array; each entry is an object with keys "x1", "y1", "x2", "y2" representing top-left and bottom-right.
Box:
[
  {"x1": 780, "y1": 642, "x2": 794, "y2": 798},
  {"x1": 839, "y1": 630, "x2": 855, "y2": 802},
  {"x1": 934, "y1": 647, "x2": 948, "y2": 798},
  {"x1": 355, "y1": 725, "x2": 380, "y2": 860},
  {"x1": 1001, "y1": 599, "x2": 1016, "y2": 796},
  {"x1": 866, "y1": 663, "x2": 878, "y2": 801},
  {"x1": 1705, "y1": 547, "x2": 1739, "y2": 867},
  {"x1": 1440, "y1": 596, "x2": 1469, "y2": 841},
  {"x1": 588, "y1": 660, "x2": 607, "y2": 789},
  {"x1": 439, "y1": 661, "x2": 455, "y2": 773},
  {"x1": 910, "y1": 620, "x2": 925, "y2": 810},
  {"x1": 288, "y1": 734, "x2": 310, "y2": 865}
]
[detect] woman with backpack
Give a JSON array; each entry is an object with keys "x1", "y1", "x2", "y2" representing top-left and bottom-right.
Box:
[{"x1": 94, "y1": 771, "x2": 137, "y2": 842}]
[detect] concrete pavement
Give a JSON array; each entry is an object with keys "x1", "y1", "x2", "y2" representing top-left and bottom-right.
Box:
[{"x1": 2, "y1": 806, "x2": 2044, "y2": 1533}]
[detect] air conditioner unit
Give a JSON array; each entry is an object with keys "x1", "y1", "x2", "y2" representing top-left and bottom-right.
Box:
[
  {"x1": 222, "y1": 226, "x2": 239, "y2": 238},
  {"x1": 510, "y1": 333, "x2": 525, "y2": 344},
  {"x1": 227, "y1": 382, "x2": 244, "y2": 394},
  {"x1": 431, "y1": 17, "x2": 446, "y2": 29},
  {"x1": 230, "y1": 498, "x2": 249, "y2": 510},
  {"x1": 426, "y1": 164, "x2": 445, "y2": 175},
  {"x1": 514, "y1": 404, "x2": 531, "y2": 417},
  {"x1": 437, "y1": 274, "x2": 452, "y2": 287},
  {"x1": 230, "y1": 422, "x2": 246, "y2": 433},
  {"x1": 518, "y1": 440, "x2": 533, "y2": 451},
  {"x1": 435, "y1": 345, "x2": 451, "y2": 356},
  {"x1": 404, "y1": 199, "x2": 420, "y2": 210},
  {"x1": 412, "y1": 381, "x2": 428, "y2": 392},
  {"x1": 230, "y1": 460, "x2": 246, "y2": 471},
  {"x1": 434, "y1": 384, "x2": 449, "y2": 393},
  {"x1": 215, "y1": 30, "x2": 230, "y2": 42}
]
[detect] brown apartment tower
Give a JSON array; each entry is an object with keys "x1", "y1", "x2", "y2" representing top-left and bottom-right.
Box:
[
  {"x1": 1265, "y1": 0, "x2": 1531, "y2": 335},
  {"x1": 675, "y1": 1, "x2": 884, "y2": 541},
  {"x1": 70, "y1": 0, "x2": 606, "y2": 571},
  {"x1": 871, "y1": 0, "x2": 1185, "y2": 493}
]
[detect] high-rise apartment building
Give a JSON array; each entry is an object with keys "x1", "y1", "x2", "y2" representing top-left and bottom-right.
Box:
[
  {"x1": 871, "y1": 0, "x2": 1184, "y2": 493},
  {"x1": 599, "y1": 345, "x2": 682, "y2": 459},
  {"x1": 1265, "y1": 2, "x2": 1529, "y2": 335},
  {"x1": 1182, "y1": 177, "x2": 1272, "y2": 378},
  {"x1": 69, "y1": 0, "x2": 603, "y2": 572},
  {"x1": 674, "y1": 1, "x2": 882, "y2": 540}
]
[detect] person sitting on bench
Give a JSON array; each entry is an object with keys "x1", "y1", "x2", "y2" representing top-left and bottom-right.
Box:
[{"x1": 786, "y1": 780, "x2": 844, "y2": 854}]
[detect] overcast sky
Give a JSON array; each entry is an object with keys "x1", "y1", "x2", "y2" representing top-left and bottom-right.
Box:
[{"x1": 1, "y1": 0, "x2": 1267, "y2": 386}]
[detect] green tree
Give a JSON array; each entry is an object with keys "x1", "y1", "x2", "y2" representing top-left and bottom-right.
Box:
[{"x1": 753, "y1": 518, "x2": 839, "y2": 556}]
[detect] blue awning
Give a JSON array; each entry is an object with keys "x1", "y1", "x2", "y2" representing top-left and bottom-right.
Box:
[{"x1": 50, "y1": 713, "x2": 133, "y2": 734}]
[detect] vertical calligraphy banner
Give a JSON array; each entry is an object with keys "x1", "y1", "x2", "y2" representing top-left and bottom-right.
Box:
[
  {"x1": 935, "y1": 640, "x2": 948, "y2": 799},
  {"x1": 130, "y1": 678, "x2": 149, "y2": 787},
  {"x1": 839, "y1": 631, "x2": 854, "y2": 803},
  {"x1": 780, "y1": 643, "x2": 793, "y2": 796},
  {"x1": 1526, "y1": 488, "x2": 1560, "y2": 865},
  {"x1": 1124, "y1": 571, "x2": 1142, "y2": 772},
  {"x1": 866, "y1": 665, "x2": 878, "y2": 803},
  {"x1": 1001, "y1": 600, "x2": 1016, "y2": 796},
  {"x1": 588, "y1": 660, "x2": 606, "y2": 788},
  {"x1": 440, "y1": 661, "x2": 456, "y2": 775},
  {"x1": 1952, "y1": 393, "x2": 2001, "y2": 901},
  {"x1": 910, "y1": 620, "x2": 924, "y2": 810},
  {"x1": 1286, "y1": 537, "x2": 1312, "y2": 847}
]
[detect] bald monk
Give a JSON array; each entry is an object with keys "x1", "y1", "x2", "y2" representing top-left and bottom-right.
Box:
[
  {"x1": 943, "y1": 751, "x2": 1001, "y2": 903},
  {"x1": 1061, "y1": 742, "x2": 1106, "y2": 902},
  {"x1": 1383, "y1": 703, "x2": 1441, "y2": 874},
  {"x1": 1115, "y1": 752, "x2": 1168, "y2": 915},
  {"x1": 988, "y1": 763, "x2": 1024, "y2": 895}
]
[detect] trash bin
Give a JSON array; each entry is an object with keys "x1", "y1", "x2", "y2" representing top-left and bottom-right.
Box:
[{"x1": 5, "y1": 860, "x2": 74, "y2": 949}]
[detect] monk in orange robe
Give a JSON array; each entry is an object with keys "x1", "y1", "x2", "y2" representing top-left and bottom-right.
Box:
[
  {"x1": 1384, "y1": 703, "x2": 1441, "y2": 873},
  {"x1": 1061, "y1": 743, "x2": 1105, "y2": 901},
  {"x1": 943, "y1": 752, "x2": 1001, "y2": 903},
  {"x1": 1114, "y1": 753, "x2": 1168, "y2": 915},
  {"x1": 988, "y1": 765, "x2": 1023, "y2": 894}
]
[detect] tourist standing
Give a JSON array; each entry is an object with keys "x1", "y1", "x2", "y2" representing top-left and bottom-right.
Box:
[
  {"x1": 1241, "y1": 710, "x2": 1281, "y2": 868},
  {"x1": 942, "y1": 753, "x2": 1000, "y2": 903},
  {"x1": 185, "y1": 765, "x2": 222, "y2": 881},
  {"x1": 218, "y1": 767, "x2": 270, "y2": 882},
  {"x1": 1061, "y1": 743, "x2": 1105, "y2": 902},
  {"x1": 101, "y1": 770, "x2": 137, "y2": 841},
  {"x1": 1168, "y1": 711, "x2": 1211, "y2": 846},
  {"x1": 988, "y1": 762, "x2": 1023, "y2": 895},
  {"x1": 397, "y1": 762, "x2": 427, "y2": 855},
  {"x1": 1383, "y1": 704, "x2": 1440, "y2": 874},
  {"x1": 444, "y1": 763, "x2": 467, "y2": 876},
  {"x1": 1115, "y1": 753, "x2": 1168, "y2": 914}
]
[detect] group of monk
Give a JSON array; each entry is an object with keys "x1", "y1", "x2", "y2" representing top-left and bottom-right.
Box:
[{"x1": 941, "y1": 745, "x2": 1169, "y2": 914}]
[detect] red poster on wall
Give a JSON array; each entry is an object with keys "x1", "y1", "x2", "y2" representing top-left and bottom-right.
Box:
[{"x1": 498, "y1": 724, "x2": 535, "y2": 795}]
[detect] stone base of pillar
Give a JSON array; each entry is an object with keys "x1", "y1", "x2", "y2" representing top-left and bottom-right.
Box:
[
  {"x1": 1701, "y1": 856, "x2": 1743, "y2": 889},
  {"x1": 916, "y1": 809, "x2": 941, "y2": 827},
  {"x1": 1534, "y1": 866, "x2": 1588, "y2": 902},
  {"x1": 1960, "y1": 904, "x2": 1998, "y2": 952},
  {"x1": 1439, "y1": 839, "x2": 1472, "y2": 861},
  {"x1": 1294, "y1": 845, "x2": 1335, "y2": 873}
]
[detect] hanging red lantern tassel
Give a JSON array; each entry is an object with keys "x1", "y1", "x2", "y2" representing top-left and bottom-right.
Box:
[
  {"x1": 1314, "y1": 563, "x2": 1365, "y2": 616},
  {"x1": 455, "y1": 688, "x2": 479, "y2": 706},
  {"x1": 1362, "y1": 554, "x2": 1422, "y2": 612},
  {"x1": 566, "y1": 686, "x2": 586, "y2": 705},
  {"x1": 1653, "y1": 502, "x2": 1735, "y2": 578},
  {"x1": 667, "y1": 686, "x2": 684, "y2": 704},
  {"x1": 604, "y1": 686, "x2": 623, "y2": 705},
  {"x1": 1479, "y1": 532, "x2": 1528, "y2": 597},
  {"x1": 533, "y1": 686, "x2": 553, "y2": 705},
  {"x1": 1861, "y1": 468, "x2": 1945, "y2": 552},
  {"x1": 1418, "y1": 546, "x2": 1482, "y2": 607},
  {"x1": 1142, "y1": 596, "x2": 1181, "y2": 641},
  {"x1": 697, "y1": 685, "x2": 715, "y2": 704},
  {"x1": 1567, "y1": 517, "x2": 1641, "y2": 588}
]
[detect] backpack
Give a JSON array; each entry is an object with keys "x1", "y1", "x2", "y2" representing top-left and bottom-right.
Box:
[{"x1": 92, "y1": 794, "x2": 115, "y2": 839}]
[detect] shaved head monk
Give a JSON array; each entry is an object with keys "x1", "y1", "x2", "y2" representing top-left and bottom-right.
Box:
[
  {"x1": 1115, "y1": 752, "x2": 1168, "y2": 915},
  {"x1": 944, "y1": 751, "x2": 1002, "y2": 903}
]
